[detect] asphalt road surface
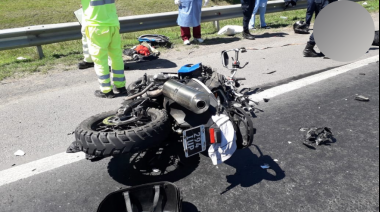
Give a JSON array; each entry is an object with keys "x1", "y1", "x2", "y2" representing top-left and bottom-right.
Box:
[{"x1": 0, "y1": 61, "x2": 378, "y2": 212}]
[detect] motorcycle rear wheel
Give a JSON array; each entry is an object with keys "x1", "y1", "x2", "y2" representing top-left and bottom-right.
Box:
[{"x1": 74, "y1": 108, "x2": 171, "y2": 157}]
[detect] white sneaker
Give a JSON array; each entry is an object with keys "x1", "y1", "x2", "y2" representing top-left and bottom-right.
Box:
[
  {"x1": 184, "y1": 40, "x2": 191, "y2": 45},
  {"x1": 195, "y1": 38, "x2": 204, "y2": 43}
]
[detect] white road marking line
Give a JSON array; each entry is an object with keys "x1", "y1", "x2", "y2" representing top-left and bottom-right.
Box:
[
  {"x1": 0, "y1": 55, "x2": 378, "y2": 187},
  {"x1": 250, "y1": 56, "x2": 379, "y2": 102},
  {"x1": 0, "y1": 152, "x2": 85, "y2": 187}
]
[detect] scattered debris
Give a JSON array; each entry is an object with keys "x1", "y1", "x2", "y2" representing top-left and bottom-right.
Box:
[
  {"x1": 123, "y1": 42, "x2": 160, "y2": 61},
  {"x1": 280, "y1": 16, "x2": 288, "y2": 20},
  {"x1": 355, "y1": 95, "x2": 370, "y2": 102},
  {"x1": 137, "y1": 34, "x2": 171, "y2": 48},
  {"x1": 263, "y1": 98, "x2": 270, "y2": 103},
  {"x1": 188, "y1": 51, "x2": 195, "y2": 55},
  {"x1": 274, "y1": 159, "x2": 279, "y2": 162},
  {"x1": 67, "y1": 131, "x2": 74, "y2": 135},
  {"x1": 14, "y1": 150, "x2": 25, "y2": 156},
  {"x1": 263, "y1": 71, "x2": 277, "y2": 74},
  {"x1": 217, "y1": 25, "x2": 244, "y2": 36},
  {"x1": 299, "y1": 128, "x2": 309, "y2": 132},
  {"x1": 288, "y1": 141, "x2": 292, "y2": 144},
  {"x1": 359, "y1": 73, "x2": 366, "y2": 75},
  {"x1": 66, "y1": 141, "x2": 82, "y2": 153},
  {"x1": 261, "y1": 164, "x2": 270, "y2": 169},
  {"x1": 362, "y1": 2, "x2": 368, "y2": 5},
  {"x1": 17, "y1": 57, "x2": 27, "y2": 61},
  {"x1": 11, "y1": 164, "x2": 16, "y2": 167},
  {"x1": 304, "y1": 127, "x2": 334, "y2": 146},
  {"x1": 32, "y1": 169, "x2": 36, "y2": 172},
  {"x1": 86, "y1": 154, "x2": 104, "y2": 162}
]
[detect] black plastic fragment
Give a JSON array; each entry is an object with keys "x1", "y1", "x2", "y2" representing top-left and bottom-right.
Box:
[
  {"x1": 66, "y1": 141, "x2": 82, "y2": 153},
  {"x1": 86, "y1": 154, "x2": 105, "y2": 162},
  {"x1": 304, "y1": 127, "x2": 334, "y2": 146}
]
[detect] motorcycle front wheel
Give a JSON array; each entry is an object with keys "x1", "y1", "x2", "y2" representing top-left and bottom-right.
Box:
[{"x1": 74, "y1": 108, "x2": 171, "y2": 157}]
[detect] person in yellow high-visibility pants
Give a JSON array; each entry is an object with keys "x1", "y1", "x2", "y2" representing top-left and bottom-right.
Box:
[{"x1": 81, "y1": 0, "x2": 126, "y2": 98}]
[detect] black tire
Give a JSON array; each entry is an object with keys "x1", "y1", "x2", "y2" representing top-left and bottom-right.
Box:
[
  {"x1": 232, "y1": 107, "x2": 256, "y2": 149},
  {"x1": 107, "y1": 141, "x2": 200, "y2": 186},
  {"x1": 75, "y1": 108, "x2": 171, "y2": 157}
]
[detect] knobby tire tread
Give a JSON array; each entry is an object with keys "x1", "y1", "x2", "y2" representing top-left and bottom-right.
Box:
[{"x1": 75, "y1": 108, "x2": 171, "y2": 157}]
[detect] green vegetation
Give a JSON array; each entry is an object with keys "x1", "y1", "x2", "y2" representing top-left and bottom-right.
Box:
[{"x1": 0, "y1": 0, "x2": 378, "y2": 81}]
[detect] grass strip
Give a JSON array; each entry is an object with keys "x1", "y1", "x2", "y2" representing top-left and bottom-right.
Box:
[{"x1": 0, "y1": 0, "x2": 378, "y2": 81}]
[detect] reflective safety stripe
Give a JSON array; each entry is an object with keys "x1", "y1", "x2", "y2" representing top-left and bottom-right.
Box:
[
  {"x1": 113, "y1": 77, "x2": 126, "y2": 82},
  {"x1": 90, "y1": 0, "x2": 115, "y2": 6},
  {"x1": 98, "y1": 74, "x2": 110, "y2": 80},
  {"x1": 100, "y1": 82, "x2": 111, "y2": 87},
  {"x1": 112, "y1": 69, "x2": 124, "y2": 75}
]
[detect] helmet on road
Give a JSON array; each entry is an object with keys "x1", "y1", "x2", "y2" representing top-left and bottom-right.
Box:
[{"x1": 293, "y1": 21, "x2": 309, "y2": 34}]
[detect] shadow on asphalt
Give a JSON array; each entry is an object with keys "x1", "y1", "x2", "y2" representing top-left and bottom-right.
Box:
[
  {"x1": 255, "y1": 32, "x2": 289, "y2": 38},
  {"x1": 125, "y1": 57, "x2": 177, "y2": 71},
  {"x1": 255, "y1": 32, "x2": 289, "y2": 39},
  {"x1": 182, "y1": 202, "x2": 201, "y2": 212},
  {"x1": 201, "y1": 37, "x2": 241, "y2": 45},
  {"x1": 221, "y1": 145, "x2": 286, "y2": 194},
  {"x1": 107, "y1": 141, "x2": 200, "y2": 186}
]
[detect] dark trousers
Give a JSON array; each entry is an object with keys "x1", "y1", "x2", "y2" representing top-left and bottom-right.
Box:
[
  {"x1": 308, "y1": 0, "x2": 330, "y2": 45},
  {"x1": 306, "y1": 0, "x2": 321, "y2": 26},
  {"x1": 241, "y1": 0, "x2": 256, "y2": 31},
  {"x1": 180, "y1": 26, "x2": 201, "y2": 41}
]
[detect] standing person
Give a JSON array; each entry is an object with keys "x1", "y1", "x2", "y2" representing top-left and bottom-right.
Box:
[
  {"x1": 305, "y1": 0, "x2": 320, "y2": 29},
  {"x1": 78, "y1": 12, "x2": 94, "y2": 69},
  {"x1": 249, "y1": 0, "x2": 271, "y2": 30},
  {"x1": 176, "y1": 0, "x2": 209, "y2": 45},
  {"x1": 284, "y1": 0, "x2": 337, "y2": 57},
  {"x1": 81, "y1": 0, "x2": 127, "y2": 98},
  {"x1": 241, "y1": 0, "x2": 256, "y2": 40},
  {"x1": 78, "y1": 6, "x2": 128, "y2": 71}
]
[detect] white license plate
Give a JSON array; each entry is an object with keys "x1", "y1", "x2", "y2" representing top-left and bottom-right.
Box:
[{"x1": 183, "y1": 125, "x2": 207, "y2": 158}]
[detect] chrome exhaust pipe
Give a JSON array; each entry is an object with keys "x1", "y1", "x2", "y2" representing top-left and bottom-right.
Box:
[{"x1": 163, "y1": 80, "x2": 210, "y2": 114}]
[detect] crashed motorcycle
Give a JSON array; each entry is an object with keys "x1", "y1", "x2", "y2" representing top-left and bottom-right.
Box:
[{"x1": 69, "y1": 48, "x2": 259, "y2": 170}]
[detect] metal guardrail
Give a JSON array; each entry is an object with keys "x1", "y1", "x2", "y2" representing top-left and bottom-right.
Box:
[{"x1": 0, "y1": 0, "x2": 323, "y2": 58}]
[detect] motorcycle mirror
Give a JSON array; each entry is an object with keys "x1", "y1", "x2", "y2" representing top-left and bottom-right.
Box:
[{"x1": 222, "y1": 51, "x2": 229, "y2": 67}]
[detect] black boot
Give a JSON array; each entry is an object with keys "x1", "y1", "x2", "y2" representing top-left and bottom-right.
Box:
[
  {"x1": 78, "y1": 61, "x2": 94, "y2": 69},
  {"x1": 94, "y1": 90, "x2": 115, "y2": 99},
  {"x1": 243, "y1": 30, "x2": 255, "y2": 40},
  {"x1": 116, "y1": 87, "x2": 128, "y2": 95},
  {"x1": 303, "y1": 43, "x2": 320, "y2": 57}
]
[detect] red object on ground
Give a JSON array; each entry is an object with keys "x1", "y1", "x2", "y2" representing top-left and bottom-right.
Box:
[{"x1": 135, "y1": 45, "x2": 150, "y2": 56}]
